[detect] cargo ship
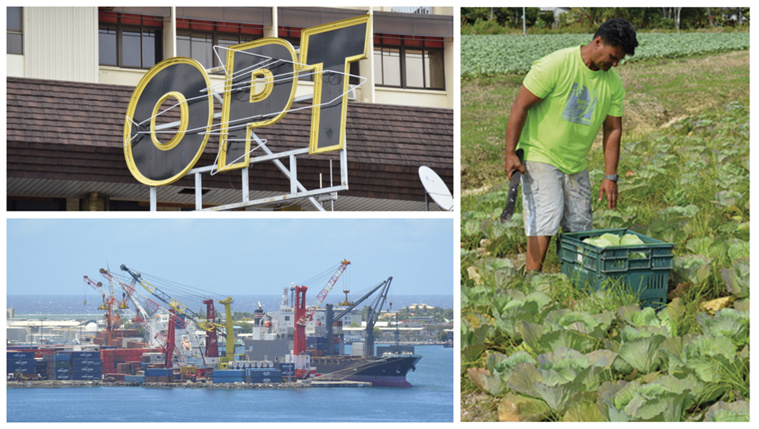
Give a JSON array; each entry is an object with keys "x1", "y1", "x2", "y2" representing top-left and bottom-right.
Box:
[
  {"x1": 242, "y1": 276, "x2": 422, "y2": 387},
  {"x1": 310, "y1": 346, "x2": 421, "y2": 387}
]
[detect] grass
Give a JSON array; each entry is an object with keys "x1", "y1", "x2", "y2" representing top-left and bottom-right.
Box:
[{"x1": 461, "y1": 50, "x2": 750, "y2": 193}]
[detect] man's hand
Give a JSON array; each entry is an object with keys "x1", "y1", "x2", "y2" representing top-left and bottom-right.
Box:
[
  {"x1": 505, "y1": 151, "x2": 526, "y2": 180},
  {"x1": 598, "y1": 179, "x2": 618, "y2": 209}
]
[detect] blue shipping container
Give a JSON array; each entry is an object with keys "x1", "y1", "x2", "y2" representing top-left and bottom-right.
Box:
[
  {"x1": 42, "y1": 353, "x2": 71, "y2": 362},
  {"x1": 279, "y1": 363, "x2": 295, "y2": 375},
  {"x1": 145, "y1": 368, "x2": 172, "y2": 377},
  {"x1": 8, "y1": 357, "x2": 35, "y2": 366},
  {"x1": 213, "y1": 369, "x2": 245, "y2": 383},
  {"x1": 70, "y1": 351, "x2": 99, "y2": 359},
  {"x1": 72, "y1": 366, "x2": 101, "y2": 374},
  {"x1": 8, "y1": 362, "x2": 37, "y2": 374},
  {"x1": 213, "y1": 370, "x2": 244, "y2": 377},
  {"x1": 7, "y1": 352, "x2": 35, "y2": 360},
  {"x1": 72, "y1": 373, "x2": 101, "y2": 380},
  {"x1": 72, "y1": 358, "x2": 102, "y2": 367},
  {"x1": 52, "y1": 368, "x2": 71, "y2": 380}
]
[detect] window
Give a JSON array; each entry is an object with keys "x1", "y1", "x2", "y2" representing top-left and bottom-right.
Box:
[
  {"x1": 99, "y1": 10, "x2": 163, "y2": 69},
  {"x1": 374, "y1": 34, "x2": 445, "y2": 90},
  {"x1": 176, "y1": 19, "x2": 263, "y2": 68},
  {"x1": 7, "y1": 7, "x2": 23, "y2": 55}
]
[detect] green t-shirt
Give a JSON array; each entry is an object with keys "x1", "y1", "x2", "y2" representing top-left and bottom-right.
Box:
[{"x1": 518, "y1": 45, "x2": 625, "y2": 174}]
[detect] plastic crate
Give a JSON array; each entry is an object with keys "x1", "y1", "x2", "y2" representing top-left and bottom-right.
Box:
[{"x1": 558, "y1": 228, "x2": 674, "y2": 307}]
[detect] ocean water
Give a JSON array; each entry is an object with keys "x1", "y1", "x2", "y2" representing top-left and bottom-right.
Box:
[{"x1": 6, "y1": 344, "x2": 453, "y2": 422}]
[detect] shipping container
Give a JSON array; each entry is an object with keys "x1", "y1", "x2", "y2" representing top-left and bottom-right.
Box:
[
  {"x1": 7, "y1": 351, "x2": 35, "y2": 360},
  {"x1": 8, "y1": 362, "x2": 36, "y2": 374},
  {"x1": 213, "y1": 369, "x2": 245, "y2": 383},
  {"x1": 72, "y1": 373, "x2": 101, "y2": 380},
  {"x1": 51, "y1": 367, "x2": 70, "y2": 380},
  {"x1": 72, "y1": 358, "x2": 102, "y2": 366},
  {"x1": 145, "y1": 368, "x2": 172, "y2": 377},
  {"x1": 42, "y1": 353, "x2": 71, "y2": 362},
  {"x1": 245, "y1": 368, "x2": 282, "y2": 383},
  {"x1": 279, "y1": 363, "x2": 295, "y2": 377},
  {"x1": 70, "y1": 351, "x2": 99, "y2": 359}
]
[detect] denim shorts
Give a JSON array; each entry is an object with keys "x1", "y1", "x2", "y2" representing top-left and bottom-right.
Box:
[{"x1": 521, "y1": 161, "x2": 592, "y2": 236}]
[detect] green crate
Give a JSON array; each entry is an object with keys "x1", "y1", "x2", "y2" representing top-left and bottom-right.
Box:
[{"x1": 558, "y1": 228, "x2": 674, "y2": 308}]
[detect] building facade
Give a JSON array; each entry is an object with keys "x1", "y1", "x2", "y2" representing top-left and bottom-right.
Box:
[{"x1": 6, "y1": 6, "x2": 454, "y2": 211}]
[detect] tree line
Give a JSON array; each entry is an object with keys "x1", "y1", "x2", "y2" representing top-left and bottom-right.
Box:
[{"x1": 462, "y1": 7, "x2": 750, "y2": 34}]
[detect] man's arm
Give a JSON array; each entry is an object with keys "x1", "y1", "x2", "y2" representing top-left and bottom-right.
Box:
[
  {"x1": 505, "y1": 85, "x2": 542, "y2": 179},
  {"x1": 599, "y1": 115, "x2": 622, "y2": 209}
]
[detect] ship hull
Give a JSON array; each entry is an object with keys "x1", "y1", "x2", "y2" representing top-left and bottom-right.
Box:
[{"x1": 312, "y1": 354, "x2": 421, "y2": 387}]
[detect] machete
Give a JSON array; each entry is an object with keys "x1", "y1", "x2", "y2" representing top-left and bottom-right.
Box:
[{"x1": 499, "y1": 148, "x2": 524, "y2": 223}]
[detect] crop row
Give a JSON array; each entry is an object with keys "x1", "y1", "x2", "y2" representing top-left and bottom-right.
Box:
[
  {"x1": 463, "y1": 271, "x2": 750, "y2": 421},
  {"x1": 461, "y1": 32, "x2": 750, "y2": 77},
  {"x1": 461, "y1": 100, "x2": 749, "y2": 421}
]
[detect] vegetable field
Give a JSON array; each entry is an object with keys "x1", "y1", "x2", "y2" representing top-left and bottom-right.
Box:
[
  {"x1": 461, "y1": 32, "x2": 750, "y2": 77},
  {"x1": 460, "y1": 33, "x2": 749, "y2": 422}
]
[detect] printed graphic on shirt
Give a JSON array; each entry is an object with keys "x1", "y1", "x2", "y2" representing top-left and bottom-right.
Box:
[{"x1": 562, "y1": 83, "x2": 596, "y2": 125}]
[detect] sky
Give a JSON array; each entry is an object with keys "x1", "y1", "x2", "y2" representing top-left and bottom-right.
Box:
[{"x1": 4, "y1": 218, "x2": 453, "y2": 301}]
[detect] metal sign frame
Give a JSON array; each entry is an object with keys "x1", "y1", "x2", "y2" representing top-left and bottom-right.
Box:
[{"x1": 126, "y1": 15, "x2": 371, "y2": 211}]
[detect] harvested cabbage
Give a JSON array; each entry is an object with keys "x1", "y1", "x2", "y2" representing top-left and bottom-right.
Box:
[
  {"x1": 582, "y1": 233, "x2": 649, "y2": 259},
  {"x1": 583, "y1": 237, "x2": 614, "y2": 248},
  {"x1": 620, "y1": 234, "x2": 645, "y2": 246},
  {"x1": 583, "y1": 233, "x2": 646, "y2": 248}
]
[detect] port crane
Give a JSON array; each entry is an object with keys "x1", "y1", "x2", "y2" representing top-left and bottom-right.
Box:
[
  {"x1": 363, "y1": 276, "x2": 392, "y2": 356},
  {"x1": 120, "y1": 264, "x2": 236, "y2": 368},
  {"x1": 83, "y1": 275, "x2": 129, "y2": 347},
  {"x1": 99, "y1": 268, "x2": 162, "y2": 325},
  {"x1": 100, "y1": 267, "x2": 197, "y2": 362},
  {"x1": 324, "y1": 276, "x2": 393, "y2": 356},
  {"x1": 293, "y1": 259, "x2": 350, "y2": 356},
  {"x1": 297, "y1": 259, "x2": 351, "y2": 326}
]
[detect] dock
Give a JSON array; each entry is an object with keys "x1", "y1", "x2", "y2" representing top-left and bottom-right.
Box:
[{"x1": 307, "y1": 379, "x2": 372, "y2": 388}]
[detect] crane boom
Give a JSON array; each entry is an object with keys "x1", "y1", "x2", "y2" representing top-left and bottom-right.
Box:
[
  {"x1": 297, "y1": 259, "x2": 350, "y2": 326},
  {"x1": 100, "y1": 268, "x2": 160, "y2": 320},
  {"x1": 332, "y1": 277, "x2": 393, "y2": 321},
  {"x1": 325, "y1": 276, "x2": 392, "y2": 356},
  {"x1": 120, "y1": 264, "x2": 222, "y2": 333}
]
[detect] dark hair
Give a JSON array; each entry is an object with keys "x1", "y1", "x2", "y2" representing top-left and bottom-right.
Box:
[{"x1": 594, "y1": 18, "x2": 639, "y2": 56}]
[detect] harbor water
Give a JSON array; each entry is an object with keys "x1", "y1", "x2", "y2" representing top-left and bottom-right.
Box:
[{"x1": 6, "y1": 344, "x2": 453, "y2": 422}]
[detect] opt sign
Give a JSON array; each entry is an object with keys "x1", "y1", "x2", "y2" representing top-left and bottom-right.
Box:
[{"x1": 124, "y1": 15, "x2": 370, "y2": 187}]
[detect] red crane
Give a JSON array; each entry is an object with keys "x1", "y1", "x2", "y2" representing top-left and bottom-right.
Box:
[
  {"x1": 296, "y1": 259, "x2": 350, "y2": 327},
  {"x1": 164, "y1": 309, "x2": 177, "y2": 368},
  {"x1": 293, "y1": 259, "x2": 350, "y2": 356}
]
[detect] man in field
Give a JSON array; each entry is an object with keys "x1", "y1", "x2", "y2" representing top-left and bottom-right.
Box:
[{"x1": 504, "y1": 18, "x2": 638, "y2": 271}]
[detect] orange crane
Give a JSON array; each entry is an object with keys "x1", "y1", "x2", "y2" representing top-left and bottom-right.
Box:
[{"x1": 83, "y1": 275, "x2": 128, "y2": 347}]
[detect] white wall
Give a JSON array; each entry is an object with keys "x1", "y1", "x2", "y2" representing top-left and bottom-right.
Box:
[{"x1": 24, "y1": 7, "x2": 99, "y2": 83}]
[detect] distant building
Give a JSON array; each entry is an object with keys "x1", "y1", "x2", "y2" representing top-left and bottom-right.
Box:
[{"x1": 406, "y1": 303, "x2": 435, "y2": 310}]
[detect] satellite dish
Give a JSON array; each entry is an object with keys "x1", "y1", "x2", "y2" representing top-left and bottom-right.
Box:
[{"x1": 418, "y1": 166, "x2": 453, "y2": 211}]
